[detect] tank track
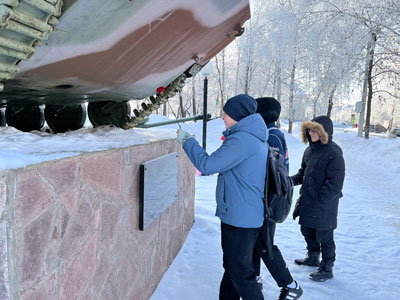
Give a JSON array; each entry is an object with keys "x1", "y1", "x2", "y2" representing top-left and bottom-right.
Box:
[
  {"x1": 0, "y1": 0, "x2": 63, "y2": 91},
  {"x1": 124, "y1": 63, "x2": 202, "y2": 129}
]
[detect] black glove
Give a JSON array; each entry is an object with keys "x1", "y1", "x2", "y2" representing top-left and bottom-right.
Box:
[{"x1": 293, "y1": 195, "x2": 301, "y2": 220}]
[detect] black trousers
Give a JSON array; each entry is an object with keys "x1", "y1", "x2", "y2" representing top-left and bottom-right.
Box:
[
  {"x1": 254, "y1": 220, "x2": 293, "y2": 287},
  {"x1": 300, "y1": 225, "x2": 336, "y2": 262},
  {"x1": 219, "y1": 222, "x2": 264, "y2": 300}
]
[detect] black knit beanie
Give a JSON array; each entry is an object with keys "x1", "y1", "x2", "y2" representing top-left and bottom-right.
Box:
[
  {"x1": 256, "y1": 97, "x2": 281, "y2": 123},
  {"x1": 223, "y1": 94, "x2": 257, "y2": 122}
]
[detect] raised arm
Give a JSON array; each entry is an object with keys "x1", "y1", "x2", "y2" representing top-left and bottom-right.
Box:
[{"x1": 183, "y1": 135, "x2": 248, "y2": 175}]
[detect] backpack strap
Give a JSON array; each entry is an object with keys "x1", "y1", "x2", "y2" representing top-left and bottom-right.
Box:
[
  {"x1": 268, "y1": 127, "x2": 289, "y2": 171},
  {"x1": 268, "y1": 127, "x2": 284, "y2": 150},
  {"x1": 262, "y1": 145, "x2": 277, "y2": 260},
  {"x1": 269, "y1": 133, "x2": 284, "y2": 153}
]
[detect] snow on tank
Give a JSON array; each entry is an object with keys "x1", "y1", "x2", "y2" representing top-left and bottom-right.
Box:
[{"x1": 0, "y1": 0, "x2": 250, "y2": 132}]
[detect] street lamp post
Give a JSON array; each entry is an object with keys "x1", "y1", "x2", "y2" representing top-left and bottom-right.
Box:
[{"x1": 201, "y1": 62, "x2": 212, "y2": 150}]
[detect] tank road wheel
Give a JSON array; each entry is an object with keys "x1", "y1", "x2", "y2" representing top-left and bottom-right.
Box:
[
  {"x1": 6, "y1": 105, "x2": 45, "y2": 132},
  {"x1": 45, "y1": 104, "x2": 87, "y2": 133},
  {"x1": 0, "y1": 109, "x2": 5, "y2": 127},
  {"x1": 88, "y1": 101, "x2": 131, "y2": 128}
]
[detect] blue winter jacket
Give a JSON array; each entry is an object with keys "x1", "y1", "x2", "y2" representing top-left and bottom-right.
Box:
[{"x1": 183, "y1": 113, "x2": 269, "y2": 228}]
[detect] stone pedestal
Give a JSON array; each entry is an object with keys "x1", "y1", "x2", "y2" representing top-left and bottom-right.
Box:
[{"x1": 0, "y1": 139, "x2": 195, "y2": 300}]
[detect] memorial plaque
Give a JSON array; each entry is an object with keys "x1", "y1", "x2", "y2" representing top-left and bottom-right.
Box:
[{"x1": 139, "y1": 152, "x2": 178, "y2": 230}]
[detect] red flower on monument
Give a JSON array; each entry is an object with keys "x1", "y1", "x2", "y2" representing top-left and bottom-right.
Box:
[{"x1": 156, "y1": 86, "x2": 165, "y2": 94}]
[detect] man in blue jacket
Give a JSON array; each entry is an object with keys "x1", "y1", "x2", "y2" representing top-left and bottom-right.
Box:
[
  {"x1": 254, "y1": 97, "x2": 302, "y2": 300},
  {"x1": 177, "y1": 94, "x2": 268, "y2": 300}
]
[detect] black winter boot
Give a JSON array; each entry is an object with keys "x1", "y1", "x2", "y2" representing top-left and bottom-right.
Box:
[
  {"x1": 309, "y1": 260, "x2": 334, "y2": 282},
  {"x1": 294, "y1": 251, "x2": 320, "y2": 267}
]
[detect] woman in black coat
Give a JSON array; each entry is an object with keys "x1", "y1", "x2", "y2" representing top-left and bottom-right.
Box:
[{"x1": 291, "y1": 116, "x2": 345, "y2": 282}]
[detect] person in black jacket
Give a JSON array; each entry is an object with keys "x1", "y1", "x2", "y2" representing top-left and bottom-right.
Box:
[
  {"x1": 254, "y1": 97, "x2": 303, "y2": 300},
  {"x1": 291, "y1": 116, "x2": 345, "y2": 282}
]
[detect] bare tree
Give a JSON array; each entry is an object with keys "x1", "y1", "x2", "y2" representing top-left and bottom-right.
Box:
[
  {"x1": 162, "y1": 103, "x2": 167, "y2": 116},
  {"x1": 364, "y1": 31, "x2": 377, "y2": 139},
  {"x1": 322, "y1": 0, "x2": 400, "y2": 137},
  {"x1": 288, "y1": 59, "x2": 297, "y2": 133},
  {"x1": 192, "y1": 77, "x2": 196, "y2": 116},
  {"x1": 215, "y1": 51, "x2": 226, "y2": 116},
  {"x1": 327, "y1": 85, "x2": 337, "y2": 118}
]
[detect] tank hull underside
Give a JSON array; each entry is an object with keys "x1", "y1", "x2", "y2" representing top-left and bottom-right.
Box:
[{"x1": 0, "y1": 0, "x2": 250, "y2": 107}]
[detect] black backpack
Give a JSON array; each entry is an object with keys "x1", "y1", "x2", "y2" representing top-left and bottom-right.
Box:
[{"x1": 264, "y1": 145, "x2": 294, "y2": 223}]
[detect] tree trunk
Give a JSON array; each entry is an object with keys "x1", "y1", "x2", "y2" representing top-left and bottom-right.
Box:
[
  {"x1": 276, "y1": 63, "x2": 282, "y2": 128},
  {"x1": 313, "y1": 93, "x2": 320, "y2": 119},
  {"x1": 364, "y1": 32, "x2": 377, "y2": 140},
  {"x1": 184, "y1": 96, "x2": 191, "y2": 117},
  {"x1": 272, "y1": 64, "x2": 277, "y2": 99},
  {"x1": 244, "y1": 38, "x2": 254, "y2": 95},
  {"x1": 178, "y1": 92, "x2": 185, "y2": 118},
  {"x1": 192, "y1": 77, "x2": 196, "y2": 116},
  {"x1": 327, "y1": 86, "x2": 337, "y2": 118},
  {"x1": 234, "y1": 41, "x2": 241, "y2": 95},
  {"x1": 215, "y1": 51, "x2": 226, "y2": 116},
  {"x1": 357, "y1": 50, "x2": 370, "y2": 137},
  {"x1": 276, "y1": 64, "x2": 282, "y2": 104},
  {"x1": 244, "y1": 63, "x2": 251, "y2": 95},
  {"x1": 163, "y1": 103, "x2": 167, "y2": 116},
  {"x1": 312, "y1": 83, "x2": 324, "y2": 119},
  {"x1": 388, "y1": 103, "x2": 395, "y2": 132},
  {"x1": 221, "y1": 50, "x2": 226, "y2": 115},
  {"x1": 288, "y1": 60, "x2": 296, "y2": 134}
]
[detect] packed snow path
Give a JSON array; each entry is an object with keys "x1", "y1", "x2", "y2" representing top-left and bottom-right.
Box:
[{"x1": 151, "y1": 119, "x2": 400, "y2": 300}]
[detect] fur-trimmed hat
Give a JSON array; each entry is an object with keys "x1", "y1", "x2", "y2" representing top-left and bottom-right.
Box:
[
  {"x1": 256, "y1": 97, "x2": 281, "y2": 123},
  {"x1": 300, "y1": 116, "x2": 333, "y2": 144},
  {"x1": 223, "y1": 94, "x2": 257, "y2": 122}
]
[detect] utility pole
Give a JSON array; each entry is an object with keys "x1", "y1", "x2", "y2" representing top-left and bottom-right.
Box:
[
  {"x1": 201, "y1": 62, "x2": 212, "y2": 150},
  {"x1": 202, "y1": 75, "x2": 208, "y2": 150}
]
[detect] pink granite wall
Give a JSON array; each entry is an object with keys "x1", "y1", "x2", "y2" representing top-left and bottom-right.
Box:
[{"x1": 0, "y1": 139, "x2": 195, "y2": 300}]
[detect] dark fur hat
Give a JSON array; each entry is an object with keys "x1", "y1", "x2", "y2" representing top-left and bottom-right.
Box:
[{"x1": 300, "y1": 116, "x2": 333, "y2": 144}]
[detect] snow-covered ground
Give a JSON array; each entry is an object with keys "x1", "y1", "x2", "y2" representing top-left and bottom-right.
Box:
[{"x1": 1, "y1": 115, "x2": 399, "y2": 300}]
